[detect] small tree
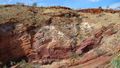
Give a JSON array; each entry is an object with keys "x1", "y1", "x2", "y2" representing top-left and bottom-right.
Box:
[
  {"x1": 117, "y1": 6, "x2": 120, "y2": 10},
  {"x1": 106, "y1": 6, "x2": 109, "y2": 9},
  {"x1": 32, "y1": 3, "x2": 37, "y2": 7},
  {"x1": 98, "y1": 6, "x2": 102, "y2": 9},
  {"x1": 16, "y1": 2, "x2": 24, "y2": 6}
]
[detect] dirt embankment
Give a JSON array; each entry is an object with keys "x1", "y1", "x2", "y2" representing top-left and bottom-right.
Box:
[{"x1": 77, "y1": 8, "x2": 120, "y2": 14}]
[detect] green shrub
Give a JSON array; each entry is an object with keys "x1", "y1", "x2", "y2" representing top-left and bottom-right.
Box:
[
  {"x1": 111, "y1": 54, "x2": 120, "y2": 68},
  {"x1": 17, "y1": 60, "x2": 33, "y2": 68},
  {"x1": 15, "y1": 60, "x2": 41, "y2": 68},
  {"x1": 64, "y1": 14, "x2": 70, "y2": 18}
]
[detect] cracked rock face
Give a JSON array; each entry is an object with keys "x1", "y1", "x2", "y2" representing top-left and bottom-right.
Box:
[
  {"x1": 0, "y1": 5, "x2": 120, "y2": 68},
  {"x1": 31, "y1": 25, "x2": 73, "y2": 64}
]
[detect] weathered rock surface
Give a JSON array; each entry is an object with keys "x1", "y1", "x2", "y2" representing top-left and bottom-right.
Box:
[{"x1": 0, "y1": 5, "x2": 120, "y2": 68}]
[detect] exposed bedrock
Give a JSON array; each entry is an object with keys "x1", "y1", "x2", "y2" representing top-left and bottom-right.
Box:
[{"x1": 0, "y1": 5, "x2": 120, "y2": 68}]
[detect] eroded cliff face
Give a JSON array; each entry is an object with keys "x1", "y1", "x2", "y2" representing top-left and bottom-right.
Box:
[{"x1": 0, "y1": 5, "x2": 120, "y2": 68}]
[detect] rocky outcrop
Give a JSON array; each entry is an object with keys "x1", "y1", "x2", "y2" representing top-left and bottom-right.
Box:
[{"x1": 0, "y1": 5, "x2": 120, "y2": 68}]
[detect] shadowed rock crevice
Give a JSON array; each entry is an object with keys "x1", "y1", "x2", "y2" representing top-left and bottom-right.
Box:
[{"x1": 0, "y1": 22, "x2": 32, "y2": 67}]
